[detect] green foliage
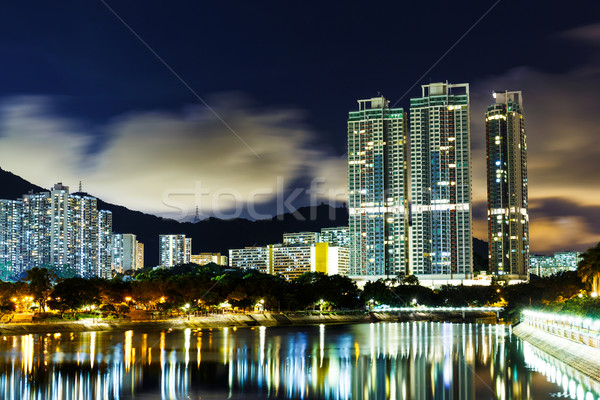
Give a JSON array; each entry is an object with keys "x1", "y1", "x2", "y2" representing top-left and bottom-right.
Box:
[
  {"x1": 578, "y1": 242, "x2": 600, "y2": 293},
  {"x1": 502, "y1": 271, "x2": 583, "y2": 322},
  {"x1": 436, "y1": 285, "x2": 501, "y2": 307},
  {"x1": 2, "y1": 252, "x2": 597, "y2": 322},
  {"x1": 49, "y1": 264, "x2": 78, "y2": 280},
  {"x1": 48, "y1": 277, "x2": 100, "y2": 314},
  {"x1": 0, "y1": 263, "x2": 18, "y2": 282},
  {"x1": 402, "y1": 275, "x2": 419, "y2": 285},
  {"x1": 541, "y1": 297, "x2": 600, "y2": 319},
  {"x1": 292, "y1": 272, "x2": 361, "y2": 310},
  {"x1": 24, "y1": 267, "x2": 55, "y2": 311}
]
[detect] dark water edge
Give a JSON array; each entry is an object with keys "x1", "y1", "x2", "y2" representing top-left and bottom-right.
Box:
[
  {"x1": 0, "y1": 322, "x2": 597, "y2": 400},
  {"x1": 0, "y1": 311, "x2": 500, "y2": 336}
]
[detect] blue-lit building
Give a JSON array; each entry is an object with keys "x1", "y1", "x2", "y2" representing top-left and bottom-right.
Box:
[
  {"x1": 410, "y1": 82, "x2": 473, "y2": 279},
  {"x1": 347, "y1": 96, "x2": 409, "y2": 276},
  {"x1": 0, "y1": 183, "x2": 113, "y2": 278},
  {"x1": 529, "y1": 251, "x2": 580, "y2": 277}
]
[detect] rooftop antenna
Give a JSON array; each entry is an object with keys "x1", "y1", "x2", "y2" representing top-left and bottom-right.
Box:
[{"x1": 78, "y1": 181, "x2": 83, "y2": 193}]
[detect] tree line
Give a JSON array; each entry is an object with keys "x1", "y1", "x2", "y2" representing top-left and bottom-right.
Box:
[{"x1": 0, "y1": 242, "x2": 599, "y2": 322}]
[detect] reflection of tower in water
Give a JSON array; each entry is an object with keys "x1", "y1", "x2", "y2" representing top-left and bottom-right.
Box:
[{"x1": 0, "y1": 323, "x2": 592, "y2": 399}]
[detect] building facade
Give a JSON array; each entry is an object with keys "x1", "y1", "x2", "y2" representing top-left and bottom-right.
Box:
[
  {"x1": 229, "y1": 247, "x2": 272, "y2": 274},
  {"x1": 529, "y1": 251, "x2": 580, "y2": 277},
  {"x1": 112, "y1": 233, "x2": 139, "y2": 273},
  {"x1": 136, "y1": 242, "x2": 144, "y2": 270},
  {"x1": 20, "y1": 191, "x2": 51, "y2": 271},
  {"x1": 191, "y1": 253, "x2": 228, "y2": 266},
  {"x1": 0, "y1": 183, "x2": 113, "y2": 277},
  {"x1": 159, "y1": 234, "x2": 191, "y2": 268},
  {"x1": 410, "y1": 82, "x2": 473, "y2": 278},
  {"x1": 348, "y1": 96, "x2": 409, "y2": 276},
  {"x1": 98, "y1": 210, "x2": 113, "y2": 278},
  {"x1": 282, "y1": 232, "x2": 320, "y2": 246},
  {"x1": 0, "y1": 200, "x2": 22, "y2": 275},
  {"x1": 486, "y1": 91, "x2": 529, "y2": 278},
  {"x1": 320, "y1": 226, "x2": 350, "y2": 247}
]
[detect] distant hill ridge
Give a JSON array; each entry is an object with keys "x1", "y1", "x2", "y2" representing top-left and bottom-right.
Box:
[{"x1": 0, "y1": 167, "x2": 488, "y2": 270}]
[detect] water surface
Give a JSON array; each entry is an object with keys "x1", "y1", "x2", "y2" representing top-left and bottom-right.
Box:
[{"x1": 0, "y1": 322, "x2": 598, "y2": 399}]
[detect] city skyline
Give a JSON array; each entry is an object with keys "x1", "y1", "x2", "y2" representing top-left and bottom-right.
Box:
[{"x1": 0, "y1": 2, "x2": 598, "y2": 255}]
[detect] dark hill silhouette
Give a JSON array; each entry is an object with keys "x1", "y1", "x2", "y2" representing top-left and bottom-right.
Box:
[{"x1": 0, "y1": 167, "x2": 488, "y2": 270}]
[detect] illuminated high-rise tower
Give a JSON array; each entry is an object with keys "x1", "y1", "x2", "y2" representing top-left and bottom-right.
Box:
[
  {"x1": 0, "y1": 199, "x2": 22, "y2": 275},
  {"x1": 70, "y1": 195, "x2": 99, "y2": 277},
  {"x1": 21, "y1": 191, "x2": 51, "y2": 270},
  {"x1": 410, "y1": 82, "x2": 473, "y2": 278},
  {"x1": 0, "y1": 184, "x2": 113, "y2": 277},
  {"x1": 50, "y1": 183, "x2": 70, "y2": 267},
  {"x1": 159, "y1": 234, "x2": 191, "y2": 268},
  {"x1": 347, "y1": 96, "x2": 409, "y2": 276},
  {"x1": 486, "y1": 91, "x2": 528, "y2": 278},
  {"x1": 98, "y1": 210, "x2": 113, "y2": 278}
]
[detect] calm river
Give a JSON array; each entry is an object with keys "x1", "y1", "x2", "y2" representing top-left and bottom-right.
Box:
[{"x1": 0, "y1": 322, "x2": 598, "y2": 399}]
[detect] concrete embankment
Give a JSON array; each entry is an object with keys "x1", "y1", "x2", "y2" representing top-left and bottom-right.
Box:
[
  {"x1": 0, "y1": 312, "x2": 399, "y2": 335},
  {"x1": 513, "y1": 323, "x2": 600, "y2": 382}
]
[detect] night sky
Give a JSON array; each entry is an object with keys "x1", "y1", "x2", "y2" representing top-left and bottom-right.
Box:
[{"x1": 0, "y1": 1, "x2": 599, "y2": 254}]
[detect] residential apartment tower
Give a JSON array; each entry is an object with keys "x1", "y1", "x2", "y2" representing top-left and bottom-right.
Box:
[{"x1": 486, "y1": 91, "x2": 529, "y2": 277}]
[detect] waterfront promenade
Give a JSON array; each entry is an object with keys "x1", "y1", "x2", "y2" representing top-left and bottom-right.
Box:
[{"x1": 514, "y1": 310, "x2": 600, "y2": 382}]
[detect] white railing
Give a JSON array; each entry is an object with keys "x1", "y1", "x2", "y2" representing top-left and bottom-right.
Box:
[
  {"x1": 372, "y1": 306, "x2": 502, "y2": 313},
  {"x1": 522, "y1": 309, "x2": 600, "y2": 349}
]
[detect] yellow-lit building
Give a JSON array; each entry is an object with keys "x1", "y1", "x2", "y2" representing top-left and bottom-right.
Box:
[
  {"x1": 191, "y1": 252, "x2": 227, "y2": 266},
  {"x1": 136, "y1": 242, "x2": 144, "y2": 270}
]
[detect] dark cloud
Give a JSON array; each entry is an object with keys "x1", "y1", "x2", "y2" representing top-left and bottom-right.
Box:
[
  {"x1": 530, "y1": 197, "x2": 600, "y2": 230},
  {"x1": 0, "y1": 94, "x2": 347, "y2": 220}
]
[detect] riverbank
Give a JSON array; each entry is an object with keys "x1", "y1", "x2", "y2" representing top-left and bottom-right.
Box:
[
  {"x1": 0, "y1": 312, "x2": 401, "y2": 335},
  {"x1": 513, "y1": 323, "x2": 600, "y2": 382},
  {"x1": 0, "y1": 310, "x2": 503, "y2": 336}
]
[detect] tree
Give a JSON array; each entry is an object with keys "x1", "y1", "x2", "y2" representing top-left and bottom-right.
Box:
[
  {"x1": 402, "y1": 275, "x2": 420, "y2": 286},
  {"x1": 49, "y1": 277, "x2": 100, "y2": 315},
  {"x1": 578, "y1": 243, "x2": 600, "y2": 294},
  {"x1": 24, "y1": 267, "x2": 55, "y2": 311}
]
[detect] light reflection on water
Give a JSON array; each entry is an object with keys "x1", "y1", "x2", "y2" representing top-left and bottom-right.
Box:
[{"x1": 0, "y1": 322, "x2": 597, "y2": 399}]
